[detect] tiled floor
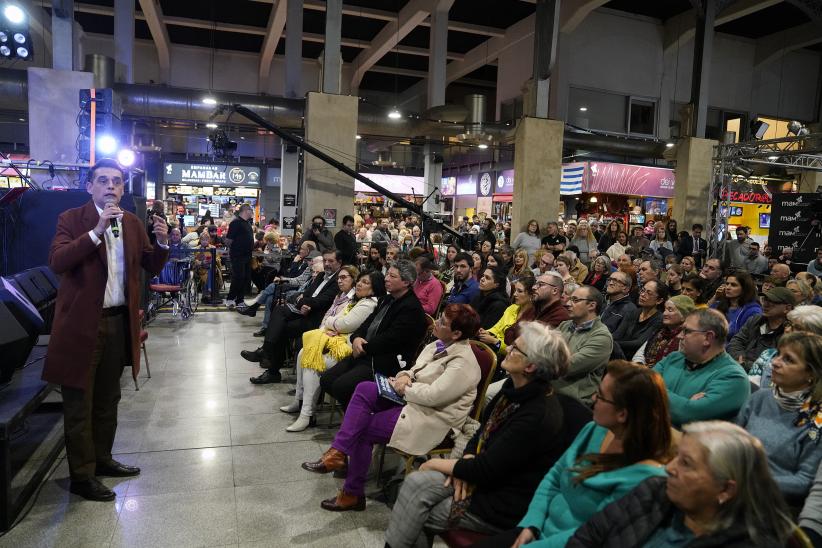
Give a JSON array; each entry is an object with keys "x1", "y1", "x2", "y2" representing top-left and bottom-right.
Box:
[{"x1": 1, "y1": 311, "x2": 407, "y2": 548}]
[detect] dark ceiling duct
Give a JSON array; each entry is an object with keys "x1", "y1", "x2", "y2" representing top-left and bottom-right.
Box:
[{"x1": 0, "y1": 68, "x2": 665, "y2": 158}]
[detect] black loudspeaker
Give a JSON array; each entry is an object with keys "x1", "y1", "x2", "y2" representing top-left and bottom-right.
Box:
[
  {"x1": 0, "y1": 302, "x2": 31, "y2": 383},
  {"x1": 11, "y1": 268, "x2": 58, "y2": 333}
]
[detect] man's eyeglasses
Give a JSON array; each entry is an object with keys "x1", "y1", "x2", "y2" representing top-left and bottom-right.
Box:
[
  {"x1": 607, "y1": 279, "x2": 627, "y2": 286},
  {"x1": 681, "y1": 327, "x2": 710, "y2": 336},
  {"x1": 534, "y1": 281, "x2": 562, "y2": 290},
  {"x1": 568, "y1": 296, "x2": 593, "y2": 304}
]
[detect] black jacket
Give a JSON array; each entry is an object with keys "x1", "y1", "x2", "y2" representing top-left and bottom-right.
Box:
[
  {"x1": 351, "y1": 289, "x2": 427, "y2": 376},
  {"x1": 470, "y1": 289, "x2": 510, "y2": 329},
  {"x1": 567, "y1": 476, "x2": 783, "y2": 548},
  {"x1": 600, "y1": 295, "x2": 638, "y2": 334},
  {"x1": 334, "y1": 229, "x2": 358, "y2": 265},
  {"x1": 612, "y1": 307, "x2": 662, "y2": 358},
  {"x1": 452, "y1": 380, "x2": 591, "y2": 530},
  {"x1": 726, "y1": 314, "x2": 785, "y2": 370},
  {"x1": 677, "y1": 234, "x2": 708, "y2": 266},
  {"x1": 299, "y1": 270, "x2": 340, "y2": 325}
]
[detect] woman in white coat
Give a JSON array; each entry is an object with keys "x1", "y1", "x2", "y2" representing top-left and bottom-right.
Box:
[{"x1": 281, "y1": 268, "x2": 384, "y2": 431}]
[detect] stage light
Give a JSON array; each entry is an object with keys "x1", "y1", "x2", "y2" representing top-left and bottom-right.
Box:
[
  {"x1": 96, "y1": 134, "x2": 118, "y2": 155},
  {"x1": 579, "y1": 107, "x2": 588, "y2": 112},
  {"x1": 750, "y1": 119, "x2": 769, "y2": 140},
  {"x1": 15, "y1": 46, "x2": 26, "y2": 58},
  {"x1": 3, "y1": 5, "x2": 25, "y2": 25},
  {"x1": 206, "y1": 122, "x2": 218, "y2": 129},
  {"x1": 665, "y1": 142, "x2": 675, "y2": 148},
  {"x1": 477, "y1": 144, "x2": 488, "y2": 149},
  {"x1": 388, "y1": 108, "x2": 401, "y2": 119},
  {"x1": 768, "y1": 155, "x2": 778, "y2": 161},
  {"x1": 0, "y1": 31, "x2": 7, "y2": 42},
  {"x1": 13, "y1": 32, "x2": 24, "y2": 43},
  {"x1": 355, "y1": 135, "x2": 361, "y2": 140},
  {"x1": 117, "y1": 148, "x2": 136, "y2": 167},
  {"x1": 0, "y1": 45, "x2": 9, "y2": 57},
  {"x1": 202, "y1": 97, "x2": 217, "y2": 105}
]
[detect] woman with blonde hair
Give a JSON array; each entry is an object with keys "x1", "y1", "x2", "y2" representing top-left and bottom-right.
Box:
[
  {"x1": 508, "y1": 249, "x2": 532, "y2": 282},
  {"x1": 569, "y1": 220, "x2": 598, "y2": 267},
  {"x1": 787, "y1": 278, "x2": 814, "y2": 306}
]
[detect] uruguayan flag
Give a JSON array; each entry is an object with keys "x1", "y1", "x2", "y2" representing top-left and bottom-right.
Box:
[{"x1": 560, "y1": 164, "x2": 584, "y2": 195}]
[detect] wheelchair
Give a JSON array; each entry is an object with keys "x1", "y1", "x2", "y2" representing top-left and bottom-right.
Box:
[{"x1": 145, "y1": 257, "x2": 199, "y2": 323}]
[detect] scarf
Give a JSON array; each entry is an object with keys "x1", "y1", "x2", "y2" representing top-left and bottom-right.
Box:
[
  {"x1": 782, "y1": 388, "x2": 822, "y2": 443},
  {"x1": 644, "y1": 326, "x2": 683, "y2": 368}
]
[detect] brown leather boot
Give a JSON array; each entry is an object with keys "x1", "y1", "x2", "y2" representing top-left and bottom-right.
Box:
[
  {"x1": 301, "y1": 447, "x2": 347, "y2": 474},
  {"x1": 320, "y1": 490, "x2": 366, "y2": 512}
]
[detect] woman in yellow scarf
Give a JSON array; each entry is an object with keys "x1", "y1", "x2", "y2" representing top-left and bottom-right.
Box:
[{"x1": 281, "y1": 269, "x2": 386, "y2": 432}]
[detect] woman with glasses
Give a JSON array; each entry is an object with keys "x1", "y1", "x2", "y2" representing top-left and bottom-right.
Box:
[
  {"x1": 280, "y1": 268, "x2": 383, "y2": 432},
  {"x1": 613, "y1": 280, "x2": 669, "y2": 358},
  {"x1": 632, "y1": 296, "x2": 695, "y2": 368},
  {"x1": 512, "y1": 219, "x2": 542, "y2": 262},
  {"x1": 477, "y1": 277, "x2": 536, "y2": 355},
  {"x1": 710, "y1": 271, "x2": 762, "y2": 340},
  {"x1": 583, "y1": 256, "x2": 611, "y2": 292},
  {"x1": 475, "y1": 361, "x2": 673, "y2": 547},
  {"x1": 302, "y1": 304, "x2": 482, "y2": 512},
  {"x1": 385, "y1": 323, "x2": 575, "y2": 548},
  {"x1": 736, "y1": 332, "x2": 822, "y2": 506},
  {"x1": 470, "y1": 267, "x2": 511, "y2": 329},
  {"x1": 567, "y1": 421, "x2": 797, "y2": 547}
]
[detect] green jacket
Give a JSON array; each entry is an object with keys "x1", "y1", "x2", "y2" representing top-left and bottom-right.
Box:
[
  {"x1": 555, "y1": 318, "x2": 613, "y2": 404},
  {"x1": 653, "y1": 350, "x2": 750, "y2": 427},
  {"x1": 518, "y1": 422, "x2": 667, "y2": 548}
]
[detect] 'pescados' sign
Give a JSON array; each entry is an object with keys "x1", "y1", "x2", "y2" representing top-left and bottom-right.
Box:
[{"x1": 163, "y1": 162, "x2": 261, "y2": 186}]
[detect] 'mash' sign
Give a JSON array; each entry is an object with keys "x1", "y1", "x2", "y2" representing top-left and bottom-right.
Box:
[{"x1": 163, "y1": 162, "x2": 261, "y2": 186}]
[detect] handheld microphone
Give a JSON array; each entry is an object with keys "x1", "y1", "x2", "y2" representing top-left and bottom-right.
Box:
[{"x1": 106, "y1": 201, "x2": 120, "y2": 238}]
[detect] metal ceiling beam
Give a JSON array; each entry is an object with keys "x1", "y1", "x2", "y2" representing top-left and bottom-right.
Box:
[
  {"x1": 259, "y1": 0, "x2": 287, "y2": 92},
  {"x1": 350, "y1": 0, "x2": 444, "y2": 91},
  {"x1": 137, "y1": 0, "x2": 171, "y2": 83},
  {"x1": 755, "y1": 21, "x2": 822, "y2": 66},
  {"x1": 446, "y1": 14, "x2": 535, "y2": 83},
  {"x1": 664, "y1": 0, "x2": 782, "y2": 51},
  {"x1": 559, "y1": 0, "x2": 609, "y2": 33}
]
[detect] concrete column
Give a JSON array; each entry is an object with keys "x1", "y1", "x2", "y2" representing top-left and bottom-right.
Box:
[
  {"x1": 114, "y1": 0, "x2": 134, "y2": 83},
  {"x1": 423, "y1": 143, "x2": 443, "y2": 214},
  {"x1": 427, "y1": 3, "x2": 449, "y2": 108},
  {"x1": 511, "y1": 117, "x2": 564, "y2": 239},
  {"x1": 51, "y1": 0, "x2": 75, "y2": 71},
  {"x1": 672, "y1": 137, "x2": 717, "y2": 231},
  {"x1": 547, "y1": 38, "x2": 569, "y2": 121},
  {"x1": 280, "y1": 144, "x2": 300, "y2": 235},
  {"x1": 284, "y1": 0, "x2": 303, "y2": 98},
  {"x1": 321, "y1": 0, "x2": 343, "y2": 94},
  {"x1": 690, "y1": 0, "x2": 715, "y2": 138},
  {"x1": 303, "y1": 92, "x2": 358, "y2": 223},
  {"x1": 532, "y1": 0, "x2": 560, "y2": 119}
]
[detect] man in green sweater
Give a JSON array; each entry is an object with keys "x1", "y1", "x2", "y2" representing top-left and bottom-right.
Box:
[{"x1": 653, "y1": 308, "x2": 750, "y2": 427}]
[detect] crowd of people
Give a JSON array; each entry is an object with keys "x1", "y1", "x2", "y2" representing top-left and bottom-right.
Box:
[{"x1": 216, "y1": 208, "x2": 822, "y2": 547}]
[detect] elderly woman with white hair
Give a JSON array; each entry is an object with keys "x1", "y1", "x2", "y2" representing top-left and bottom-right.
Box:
[
  {"x1": 567, "y1": 421, "x2": 797, "y2": 547},
  {"x1": 751, "y1": 305, "x2": 822, "y2": 387},
  {"x1": 384, "y1": 323, "x2": 574, "y2": 548}
]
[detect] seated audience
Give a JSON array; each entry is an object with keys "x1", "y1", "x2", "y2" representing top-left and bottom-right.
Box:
[
  {"x1": 632, "y1": 295, "x2": 694, "y2": 368},
  {"x1": 653, "y1": 309, "x2": 750, "y2": 427},
  {"x1": 526, "y1": 271, "x2": 570, "y2": 327},
  {"x1": 384, "y1": 323, "x2": 574, "y2": 547},
  {"x1": 554, "y1": 255, "x2": 576, "y2": 285},
  {"x1": 583, "y1": 255, "x2": 610, "y2": 292},
  {"x1": 280, "y1": 270, "x2": 383, "y2": 431},
  {"x1": 699, "y1": 257, "x2": 725, "y2": 303},
  {"x1": 680, "y1": 255, "x2": 697, "y2": 276},
  {"x1": 477, "y1": 277, "x2": 536, "y2": 354},
  {"x1": 736, "y1": 332, "x2": 822, "y2": 504},
  {"x1": 320, "y1": 260, "x2": 427, "y2": 407},
  {"x1": 600, "y1": 271, "x2": 637, "y2": 334},
  {"x1": 438, "y1": 244, "x2": 459, "y2": 284},
  {"x1": 710, "y1": 271, "x2": 762, "y2": 340},
  {"x1": 470, "y1": 267, "x2": 510, "y2": 329},
  {"x1": 555, "y1": 286, "x2": 613, "y2": 403},
  {"x1": 665, "y1": 264, "x2": 683, "y2": 296},
  {"x1": 564, "y1": 250, "x2": 589, "y2": 284},
  {"x1": 637, "y1": 260, "x2": 660, "y2": 288},
  {"x1": 508, "y1": 249, "x2": 532, "y2": 281},
  {"x1": 613, "y1": 280, "x2": 668, "y2": 358},
  {"x1": 363, "y1": 244, "x2": 387, "y2": 275},
  {"x1": 755, "y1": 305, "x2": 822, "y2": 388},
  {"x1": 771, "y1": 262, "x2": 792, "y2": 287},
  {"x1": 476, "y1": 361, "x2": 673, "y2": 548},
  {"x1": 727, "y1": 287, "x2": 794, "y2": 371},
  {"x1": 412, "y1": 255, "x2": 443, "y2": 316},
  {"x1": 532, "y1": 250, "x2": 554, "y2": 277},
  {"x1": 302, "y1": 304, "x2": 481, "y2": 512},
  {"x1": 471, "y1": 252, "x2": 483, "y2": 281},
  {"x1": 567, "y1": 421, "x2": 796, "y2": 547},
  {"x1": 787, "y1": 278, "x2": 814, "y2": 307},
  {"x1": 447, "y1": 252, "x2": 480, "y2": 305},
  {"x1": 680, "y1": 273, "x2": 709, "y2": 308},
  {"x1": 605, "y1": 231, "x2": 629, "y2": 262},
  {"x1": 797, "y1": 272, "x2": 822, "y2": 305}
]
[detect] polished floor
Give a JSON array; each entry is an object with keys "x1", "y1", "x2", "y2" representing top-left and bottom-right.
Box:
[{"x1": 1, "y1": 311, "x2": 408, "y2": 548}]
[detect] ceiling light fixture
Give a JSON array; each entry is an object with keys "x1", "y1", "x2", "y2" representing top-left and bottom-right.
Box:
[
  {"x1": 202, "y1": 97, "x2": 217, "y2": 105},
  {"x1": 477, "y1": 144, "x2": 488, "y2": 150},
  {"x1": 355, "y1": 135, "x2": 362, "y2": 140},
  {"x1": 388, "y1": 108, "x2": 402, "y2": 120},
  {"x1": 579, "y1": 107, "x2": 588, "y2": 112},
  {"x1": 3, "y1": 5, "x2": 25, "y2": 25},
  {"x1": 206, "y1": 122, "x2": 218, "y2": 129},
  {"x1": 768, "y1": 155, "x2": 778, "y2": 161},
  {"x1": 665, "y1": 142, "x2": 675, "y2": 148}
]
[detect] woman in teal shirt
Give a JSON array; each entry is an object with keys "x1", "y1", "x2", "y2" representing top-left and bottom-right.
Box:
[{"x1": 475, "y1": 360, "x2": 674, "y2": 548}]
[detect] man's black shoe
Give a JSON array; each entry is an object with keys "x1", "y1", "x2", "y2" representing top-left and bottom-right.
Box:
[
  {"x1": 97, "y1": 459, "x2": 141, "y2": 477},
  {"x1": 69, "y1": 478, "x2": 116, "y2": 501},
  {"x1": 250, "y1": 370, "x2": 281, "y2": 384},
  {"x1": 240, "y1": 348, "x2": 264, "y2": 363},
  {"x1": 253, "y1": 328, "x2": 266, "y2": 337},
  {"x1": 237, "y1": 303, "x2": 259, "y2": 317}
]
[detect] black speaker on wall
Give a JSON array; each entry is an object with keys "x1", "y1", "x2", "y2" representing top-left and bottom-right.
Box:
[{"x1": 0, "y1": 302, "x2": 35, "y2": 384}]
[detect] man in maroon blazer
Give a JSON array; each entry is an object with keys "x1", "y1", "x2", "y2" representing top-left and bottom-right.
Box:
[{"x1": 43, "y1": 158, "x2": 169, "y2": 501}]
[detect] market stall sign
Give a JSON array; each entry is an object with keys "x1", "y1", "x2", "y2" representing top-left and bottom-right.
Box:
[
  {"x1": 495, "y1": 170, "x2": 514, "y2": 194},
  {"x1": 163, "y1": 162, "x2": 261, "y2": 186},
  {"x1": 769, "y1": 193, "x2": 821, "y2": 264},
  {"x1": 719, "y1": 189, "x2": 772, "y2": 204},
  {"x1": 477, "y1": 172, "x2": 494, "y2": 197},
  {"x1": 166, "y1": 185, "x2": 257, "y2": 197},
  {"x1": 585, "y1": 162, "x2": 675, "y2": 198}
]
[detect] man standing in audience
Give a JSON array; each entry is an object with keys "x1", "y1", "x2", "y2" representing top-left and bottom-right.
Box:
[
  {"x1": 447, "y1": 252, "x2": 479, "y2": 304},
  {"x1": 727, "y1": 287, "x2": 795, "y2": 370},
  {"x1": 541, "y1": 222, "x2": 566, "y2": 254},
  {"x1": 653, "y1": 309, "x2": 750, "y2": 427},
  {"x1": 334, "y1": 215, "x2": 358, "y2": 265},
  {"x1": 699, "y1": 257, "x2": 725, "y2": 302},
  {"x1": 320, "y1": 260, "x2": 427, "y2": 407},
  {"x1": 724, "y1": 226, "x2": 754, "y2": 270},
  {"x1": 530, "y1": 271, "x2": 570, "y2": 327},
  {"x1": 742, "y1": 241, "x2": 768, "y2": 275},
  {"x1": 771, "y1": 263, "x2": 792, "y2": 287},
  {"x1": 224, "y1": 203, "x2": 255, "y2": 308},
  {"x1": 413, "y1": 255, "x2": 443, "y2": 316},
  {"x1": 627, "y1": 225, "x2": 650, "y2": 254},
  {"x1": 555, "y1": 286, "x2": 612, "y2": 403},
  {"x1": 678, "y1": 223, "x2": 707, "y2": 267},
  {"x1": 600, "y1": 270, "x2": 637, "y2": 333},
  {"x1": 241, "y1": 250, "x2": 342, "y2": 384},
  {"x1": 371, "y1": 218, "x2": 391, "y2": 246},
  {"x1": 301, "y1": 214, "x2": 335, "y2": 253},
  {"x1": 44, "y1": 159, "x2": 169, "y2": 501}
]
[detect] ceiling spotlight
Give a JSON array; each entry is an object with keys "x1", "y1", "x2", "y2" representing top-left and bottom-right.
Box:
[
  {"x1": 18, "y1": 117, "x2": 24, "y2": 122},
  {"x1": 206, "y1": 122, "x2": 218, "y2": 129},
  {"x1": 477, "y1": 144, "x2": 488, "y2": 150},
  {"x1": 589, "y1": 196, "x2": 598, "y2": 203},
  {"x1": 15, "y1": 46, "x2": 27, "y2": 58},
  {"x1": 768, "y1": 155, "x2": 778, "y2": 161},
  {"x1": 4, "y1": 5, "x2": 25, "y2": 25},
  {"x1": 579, "y1": 107, "x2": 588, "y2": 112},
  {"x1": 96, "y1": 134, "x2": 118, "y2": 156},
  {"x1": 0, "y1": 31, "x2": 7, "y2": 42},
  {"x1": 202, "y1": 97, "x2": 217, "y2": 105},
  {"x1": 0, "y1": 45, "x2": 9, "y2": 57},
  {"x1": 13, "y1": 32, "x2": 24, "y2": 44},
  {"x1": 355, "y1": 135, "x2": 361, "y2": 140},
  {"x1": 665, "y1": 142, "x2": 675, "y2": 148},
  {"x1": 387, "y1": 108, "x2": 402, "y2": 120},
  {"x1": 117, "y1": 148, "x2": 136, "y2": 167},
  {"x1": 750, "y1": 119, "x2": 769, "y2": 140}
]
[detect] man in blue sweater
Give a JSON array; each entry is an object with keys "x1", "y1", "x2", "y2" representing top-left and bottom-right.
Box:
[
  {"x1": 653, "y1": 308, "x2": 750, "y2": 428},
  {"x1": 447, "y1": 252, "x2": 479, "y2": 305}
]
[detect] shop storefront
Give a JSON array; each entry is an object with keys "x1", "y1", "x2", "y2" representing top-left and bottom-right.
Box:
[
  {"x1": 354, "y1": 173, "x2": 424, "y2": 221},
  {"x1": 719, "y1": 186, "x2": 773, "y2": 245},
  {"x1": 492, "y1": 169, "x2": 515, "y2": 221}
]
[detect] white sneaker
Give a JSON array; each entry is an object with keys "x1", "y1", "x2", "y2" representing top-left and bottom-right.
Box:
[
  {"x1": 286, "y1": 415, "x2": 312, "y2": 432},
  {"x1": 224, "y1": 299, "x2": 236, "y2": 309},
  {"x1": 279, "y1": 401, "x2": 300, "y2": 414}
]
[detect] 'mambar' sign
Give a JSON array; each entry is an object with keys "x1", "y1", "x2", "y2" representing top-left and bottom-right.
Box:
[{"x1": 163, "y1": 162, "x2": 261, "y2": 186}]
